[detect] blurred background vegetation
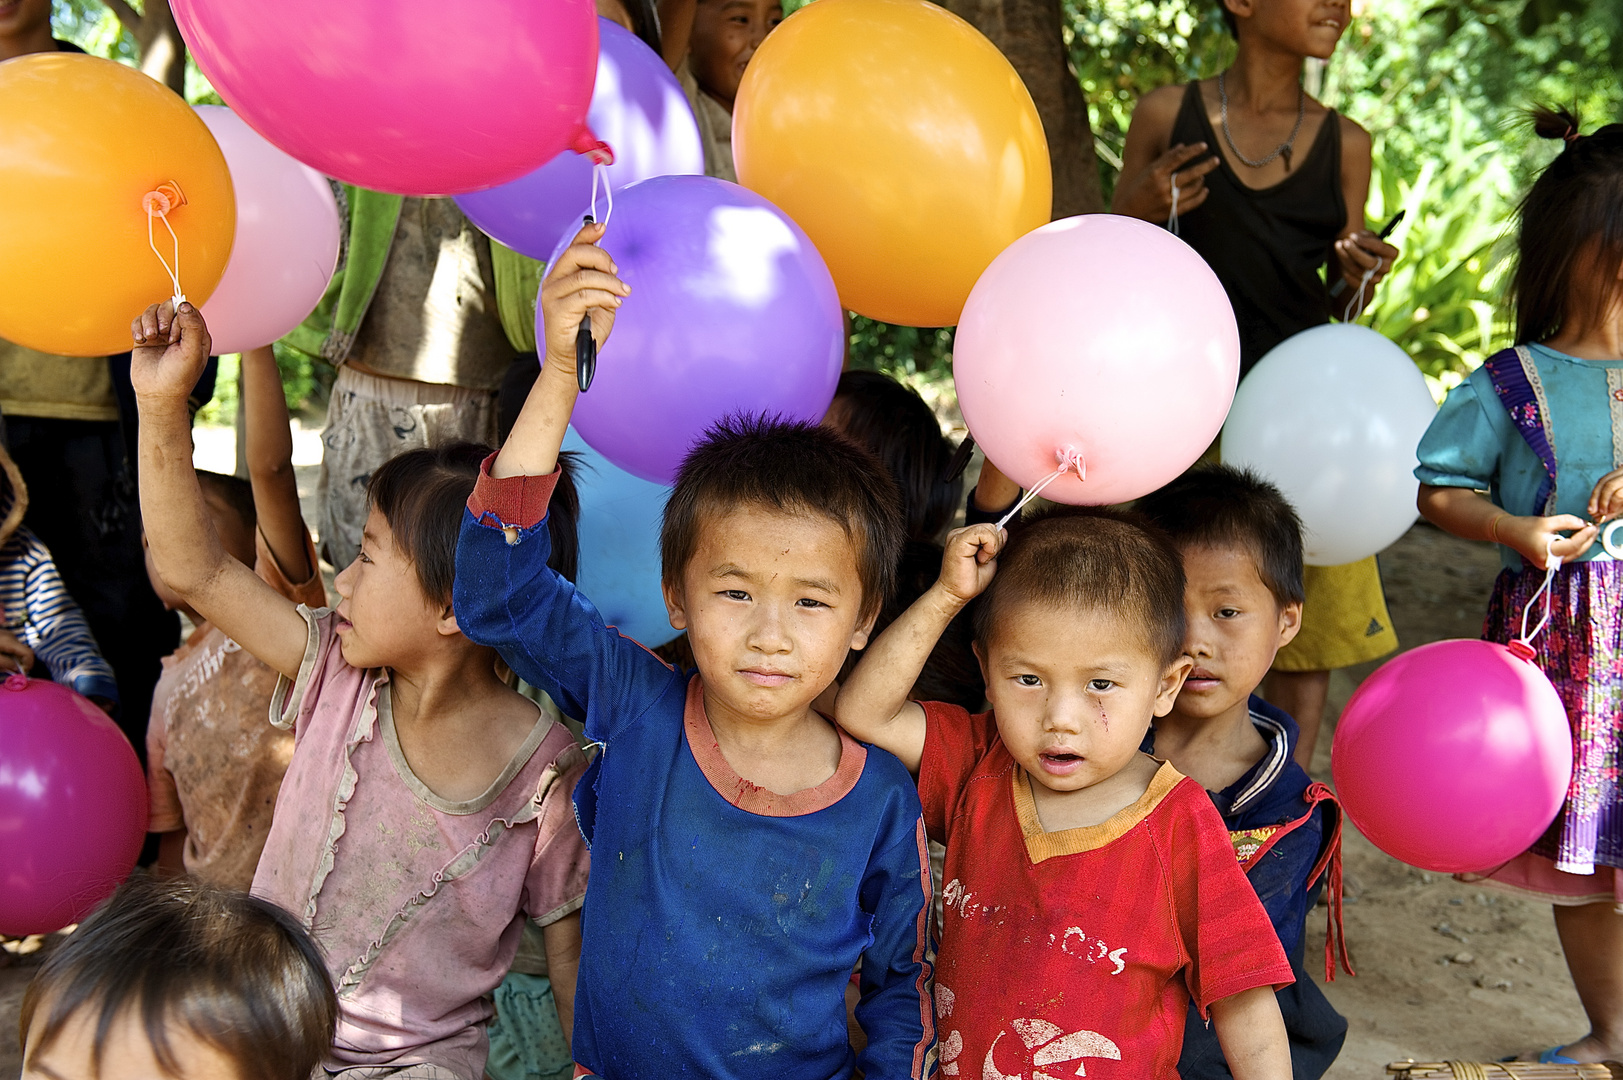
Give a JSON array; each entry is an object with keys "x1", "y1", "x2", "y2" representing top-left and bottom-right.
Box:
[{"x1": 55, "y1": 0, "x2": 1623, "y2": 412}]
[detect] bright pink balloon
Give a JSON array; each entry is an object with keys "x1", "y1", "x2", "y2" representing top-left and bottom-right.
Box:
[
  {"x1": 172, "y1": 0, "x2": 601, "y2": 196},
  {"x1": 0, "y1": 675, "x2": 146, "y2": 936},
  {"x1": 953, "y1": 214, "x2": 1239, "y2": 504},
  {"x1": 1333, "y1": 639, "x2": 1573, "y2": 874},
  {"x1": 195, "y1": 106, "x2": 340, "y2": 355}
]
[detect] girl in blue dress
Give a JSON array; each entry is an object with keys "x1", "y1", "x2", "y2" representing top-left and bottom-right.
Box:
[{"x1": 1415, "y1": 107, "x2": 1623, "y2": 1066}]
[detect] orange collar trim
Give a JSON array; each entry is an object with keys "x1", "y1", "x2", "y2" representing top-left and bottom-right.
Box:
[
  {"x1": 682, "y1": 675, "x2": 867, "y2": 817},
  {"x1": 1012, "y1": 759, "x2": 1185, "y2": 863}
]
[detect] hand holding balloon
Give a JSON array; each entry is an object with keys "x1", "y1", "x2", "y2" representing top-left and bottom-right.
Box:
[
  {"x1": 540, "y1": 223, "x2": 630, "y2": 383},
  {"x1": 936, "y1": 523, "x2": 1005, "y2": 608},
  {"x1": 1110, "y1": 142, "x2": 1219, "y2": 223},
  {"x1": 131, "y1": 302, "x2": 214, "y2": 410},
  {"x1": 1418, "y1": 484, "x2": 1597, "y2": 570},
  {"x1": 495, "y1": 224, "x2": 630, "y2": 481},
  {"x1": 0, "y1": 627, "x2": 34, "y2": 676}
]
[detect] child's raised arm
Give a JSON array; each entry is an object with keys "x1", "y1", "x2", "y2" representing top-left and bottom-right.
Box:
[
  {"x1": 131, "y1": 303, "x2": 309, "y2": 679},
  {"x1": 835, "y1": 522, "x2": 1002, "y2": 774},
  {"x1": 494, "y1": 222, "x2": 630, "y2": 480},
  {"x1": 241, "y1": 346, "x2": 312, "y2": 586}
]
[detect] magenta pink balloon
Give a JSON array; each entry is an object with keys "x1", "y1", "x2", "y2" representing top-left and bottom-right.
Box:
[
  {"x1": 1333, "y1": 639, "x2": 1573, "y2": 874},
  {"x1": 953, "y1": 214, "x2": 1239, "y2": 505},
  {"x1": 0, "y1": 676, "x2": 146, "y2": 936},
  {"x1": 172, "y1": 0, "x2": 600, "y2": 196},
  {"x1": 195, "y1": 106, "x2": 340, "y2": 355}
]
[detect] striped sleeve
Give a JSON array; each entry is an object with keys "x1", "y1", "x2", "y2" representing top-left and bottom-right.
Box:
[{"x1": 2, "y1": 530, "x2": 119, "y2": 704}]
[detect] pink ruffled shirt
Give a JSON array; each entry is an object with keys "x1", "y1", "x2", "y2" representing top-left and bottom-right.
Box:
[{"x1": 252, "y1": 607, "x2": 590, "y2": 1078}]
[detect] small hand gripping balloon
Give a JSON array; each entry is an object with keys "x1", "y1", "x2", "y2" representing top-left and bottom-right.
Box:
[
  {"x1": 0, "y1": 54, "x2": 235, "y2": 357},
  {"x1": 545, "y1": 175, "x2": 844, "y2": 485},
  {"x1": 733, "y1": 0, "x2": 1051, "y2": 327},
  {"x1": 1222, "y1": 323, "x2": 1438, "y2": 566},
  {"x1": 0, "y1": 674, "x2": 147, "y2": 936},
  {"x1": 953, "y1": 215, "x2": 1240, "y2": 505},
  {"x1": 1332, "y1": 639, "x2": 1573, "y2": 874},
  {"x1": 172, "y1": 0, "x2": 602, "y2": 196},
  {"x1": 196, "y1": 107, "x2": 342, "y2": 355},
  {"x1": 457, "y1": 20, "x2": 704, "y2": 260}
]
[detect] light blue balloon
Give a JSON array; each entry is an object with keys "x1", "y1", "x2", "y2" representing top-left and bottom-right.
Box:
[{"x1": 563, "y1": 428, "x2": 676, "y2": 647}]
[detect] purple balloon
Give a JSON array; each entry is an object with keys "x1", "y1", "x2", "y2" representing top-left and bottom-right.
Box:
[
  {"x1": 0, "y1": 675, "x2": 146, "y2": 936},
  {"x1": 545, "y1": 175, "x2": 844, "y2": 484},
  {"x1": 456, "y1": 19, "x2": 703, "y2": 258}
]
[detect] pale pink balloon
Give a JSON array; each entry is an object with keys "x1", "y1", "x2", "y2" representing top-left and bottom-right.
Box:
[
  {"x1": 1333, "y1": 639, "x2": 1573, "y2": 874},
  {"x1": 953, "y1": 214, "x2": 1239, "y2": 505},
  {"x1": 196, "y1": 106, "x2": 341, "y2": 355}
]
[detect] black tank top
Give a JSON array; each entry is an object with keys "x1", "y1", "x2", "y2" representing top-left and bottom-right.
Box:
[{"x1": 1169, "y1": 80, "x2": 1345, "y2": 377}]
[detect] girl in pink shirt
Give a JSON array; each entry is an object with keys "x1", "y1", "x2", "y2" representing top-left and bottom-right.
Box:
[{"x1": 131, "y1": 301, "x2": 590, "y2": 1080}]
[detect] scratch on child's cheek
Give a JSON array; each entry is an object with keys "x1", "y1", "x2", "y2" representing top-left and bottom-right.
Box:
[{"x1": 1094, "y1": 698, "x2": 1109, "y2": 731}]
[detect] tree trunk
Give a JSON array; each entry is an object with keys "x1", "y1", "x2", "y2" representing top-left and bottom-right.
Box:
[
  {"x1": 104, "y1": 0, "x2": 188, "y2": 97},
  {"x1": 939, "y1": 0, "x2": 1103, "y2": 218}
]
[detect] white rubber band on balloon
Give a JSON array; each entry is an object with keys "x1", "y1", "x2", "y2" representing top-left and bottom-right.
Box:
[
  {"x1": 143, "y1": 192, "x2": 187, "y2": 311},
  {"x1": 1343, "y1": 265, "x2": 1375, "y2": 323},
  {"x1": 1167, "y1": 173, "x2": 1181, "y2": 237},
  {"x1": 589, "y1": 163, "x2": 614, "y2": 231},
  {"x1": 1517, "y1": 536, "x2": 1563, "y2": 648},
  {"x1": 995, "y1": 447, "x2": 1086, "y2": 530}
]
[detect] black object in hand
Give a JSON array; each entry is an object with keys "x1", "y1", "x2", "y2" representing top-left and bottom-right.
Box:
[
  {"x1": 576, "y1": 214, "x2": 598, "y2": 393},
  {"x1": 1329, "y1": 209, "x2": 1406, "y2": 299}
]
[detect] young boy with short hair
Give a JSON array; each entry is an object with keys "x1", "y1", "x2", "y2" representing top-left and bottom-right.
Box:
[
  {"x1": 1136, "y1": 464, "x2": 1350, "y2": 1080},
  {"x1": 453, "y1": 223, "x2": 934, "y2": 1080},
  {"x1": 835, "y1": 507, "x2": 1295, "y2": 1080}
]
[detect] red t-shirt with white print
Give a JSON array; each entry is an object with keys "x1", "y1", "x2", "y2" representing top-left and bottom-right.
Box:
[{"x1": 917, "y1": 702, "x2": 1293, "y2": 1080}]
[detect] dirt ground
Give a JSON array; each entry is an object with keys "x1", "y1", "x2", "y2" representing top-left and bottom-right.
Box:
[{"x1": 0, "y1": 508, "x2": 1592, "y2": 1076}]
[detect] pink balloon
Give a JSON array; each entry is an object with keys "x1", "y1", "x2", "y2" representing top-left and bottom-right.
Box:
[
  {"x1": 195, "y1": 106, "x2": 341, "y2": 355},
  {"x1": 1333, "y1": 639, "x2": 1573, "y2": 874},
  {"x1": 172, "y1": 0, "x2": 600, "y2": 196},
  {"x1": 0, "y1": 675, "x2": 146, "y2": 936},
  {"x1": 953, "y1": 214, "x2": 1239, "y2": 504}
]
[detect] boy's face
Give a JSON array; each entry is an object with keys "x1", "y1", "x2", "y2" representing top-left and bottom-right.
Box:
[
  {"x1": 23, "y1": 1006, "x2": 243, "y2": 1080},
  {"x1": 1174, "y1": 543, "x2": 1301, "y2": 721},
  {"x1": 690, "y1": 0, "x2": 783, "y2": 110},
  {"x1": 664, "y1": 505, "x2": 874, "y2": 727},
  {"x1": 977, "y1": 602, "x2": 1189, "y2": 794},
  {"x1": 332, "y1": 506, "x2": 457, "y2": 670},
  {"x1": 1227, "y1": 0, "x2": 1349, "y2": 60}
]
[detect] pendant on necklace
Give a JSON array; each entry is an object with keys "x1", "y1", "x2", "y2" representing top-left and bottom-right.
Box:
[{"x1": 1281, "y1": 145, "x2": 1293, "y2": 172}]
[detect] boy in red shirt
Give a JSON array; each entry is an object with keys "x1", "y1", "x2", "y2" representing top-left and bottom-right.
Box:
[{"x1": 836, "y1": 508, "x2": 1295, "y2": 1079}]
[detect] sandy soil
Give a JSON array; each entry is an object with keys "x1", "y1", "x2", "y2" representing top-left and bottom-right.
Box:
[{"x1": 0, "y1": 510, "x2": 1594, "y2": 1076}]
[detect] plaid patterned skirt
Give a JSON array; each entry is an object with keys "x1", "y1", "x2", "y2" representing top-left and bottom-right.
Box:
[{"x1": 1484, "y1": 559, "x2": 1623, "y2": 874}]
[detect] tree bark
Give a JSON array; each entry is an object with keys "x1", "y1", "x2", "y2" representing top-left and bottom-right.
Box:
[
  {"x1": 103, "y1": 0, "x2": 187, "y2": 97},
  {"x1": 939, "y1": 0, "x2": 1103, "y2": 218}
]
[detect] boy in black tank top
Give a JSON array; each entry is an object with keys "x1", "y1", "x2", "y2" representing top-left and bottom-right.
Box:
[{"x1": 1111, "y1": 1, "x2": 1399, "y2": 1078}]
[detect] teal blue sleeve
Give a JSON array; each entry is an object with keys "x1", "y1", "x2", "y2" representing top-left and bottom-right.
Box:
[{"x1": 1414, "y1": 374, "x2": 1502, "y2": 491}]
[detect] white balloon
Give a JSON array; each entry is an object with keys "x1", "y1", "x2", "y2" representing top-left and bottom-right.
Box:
[{"x1": 1221, "y1": 324, "x2": 1437, "y2": 566}]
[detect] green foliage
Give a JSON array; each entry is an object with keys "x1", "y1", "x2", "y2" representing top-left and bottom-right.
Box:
[
  {"x1": 192, "y1": 352, "x2": 238, "y2": 427},
  {"x1": 273, "y1": 342, "x2": 334, "y2": 416},
  {"x1": 50, "y1": 0, "x2": 222, "y2": 103}
]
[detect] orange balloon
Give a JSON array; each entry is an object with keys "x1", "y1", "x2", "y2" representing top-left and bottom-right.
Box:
[
  {"x1": 0, "y1": 54, "x2": 235, "y2": 356},
  {"x1": 733, "y1": 0, "x2": 1051, "y2": 328}
]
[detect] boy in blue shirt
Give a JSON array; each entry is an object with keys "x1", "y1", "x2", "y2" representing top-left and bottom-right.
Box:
[
  {"x1": 1136, "y1": 465, "x2": 1351, "y2": 1080},
  {"x1": 454, "y1": 222, "x2": 935, "y2": 1080}
]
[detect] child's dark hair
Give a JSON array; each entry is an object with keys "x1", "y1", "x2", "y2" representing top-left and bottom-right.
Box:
[
  {"x1": 1513, "y1": 106, "x2": 1623, "y2": 345},
  {"x1": 973, "y1": 505, "x2": 1186, "y2": 667},
  {"x1": 196, "y1": 470, "x2": 257, "y2": 531},
  {"x1": 368, "y1": 442, "x2": 580, "y2": 607},
  {"x1": 1135, "y1": 463, "x2": 1305, "y2": 608},
  {"x1": 18, "y1": 874, "x2": 336, "y2": 1080},
  {"x1": 662, "y1": 415, "x2": 904, "y2": 622},
  {"x1": 828, "y1": 370, "x2": 961, "y2": 543}
]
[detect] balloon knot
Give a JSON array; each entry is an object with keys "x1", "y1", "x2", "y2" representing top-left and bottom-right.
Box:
[
  {"x1": 142, "y1": 181, "x2": 188, "y2": 217},
  {"x1": 5, "y1": 672, "x2": 28, "y2": 691},
  {"x1": 1507, "y1": 640, "x2": 1538, "y2": 662},
  {"x1": 571, "y1": 132, "x2": 616, "y2": 167},
  {"x1": 1055, "y1": 445, "x2": 1086, "y2": 481}
]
